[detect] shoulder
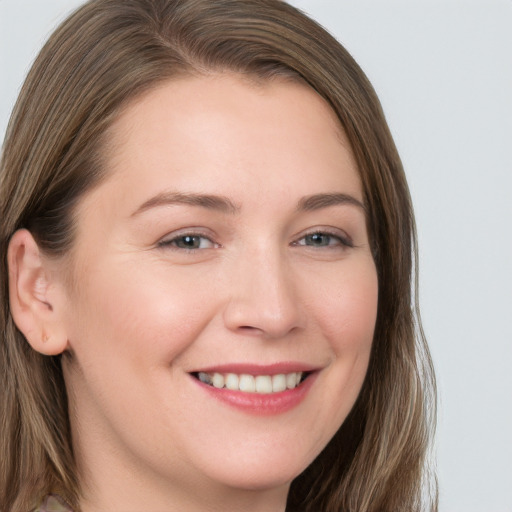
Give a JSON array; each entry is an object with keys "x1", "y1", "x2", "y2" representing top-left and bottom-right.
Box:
[{"x1": 32, "y1": 495, "x2": 73, "y2": 512}]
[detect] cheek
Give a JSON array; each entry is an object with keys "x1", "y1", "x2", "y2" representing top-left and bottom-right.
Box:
[
  {"x1": 312, "y1": 259, "x2": 379, "y2": 355},
  {"x1": 66, "y1": 259, "x2": 221, "y2": 368},
  {"x1": 287, "y1": 260, "x2": 377, "y2": 458},
  {"x1": 313, "y1": 259, "x2": 378, "y2": 405}
]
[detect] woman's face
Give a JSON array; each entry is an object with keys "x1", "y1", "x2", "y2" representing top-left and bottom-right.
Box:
[{"x1": 59, "y1": 74, "x2": 378, "y2": 506}]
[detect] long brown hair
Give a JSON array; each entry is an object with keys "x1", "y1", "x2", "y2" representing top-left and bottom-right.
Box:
[{"x1": 0, "y1": 1, "x2": 437, "y2": 510}]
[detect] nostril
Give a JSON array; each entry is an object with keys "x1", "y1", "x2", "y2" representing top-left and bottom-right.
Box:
[
  {"x1": 238, "y1": 325, "x2": 264, "y2": 334},
  {"x1": 223, "y1": 292, "x2": 303, "y2": 339}
]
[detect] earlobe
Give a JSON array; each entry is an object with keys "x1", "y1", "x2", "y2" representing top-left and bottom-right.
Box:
[{"x1": 7, "y1": 229, "x2": 69, "y2": 356}]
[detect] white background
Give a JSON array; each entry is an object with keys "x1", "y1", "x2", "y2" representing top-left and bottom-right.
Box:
[{"x1": 1, "y1": 1, "x2": 511, "y2": 510}]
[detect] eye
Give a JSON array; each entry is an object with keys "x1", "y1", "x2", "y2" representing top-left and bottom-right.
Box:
[
  {"x1": 158, "y1": 233, "x2": 217, "y2": 251},
  {"x1": 295, "y1": 231, "x2": 353, "y2": 248}
]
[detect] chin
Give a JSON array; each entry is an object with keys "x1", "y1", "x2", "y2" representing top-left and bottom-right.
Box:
[{"x1": 196, "y1": 449, "x2": 314, "y2": 492}]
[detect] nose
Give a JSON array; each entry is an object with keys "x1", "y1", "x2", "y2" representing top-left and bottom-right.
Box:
[{"x1": 222, "y1": 246, "x2": 304, "y2": 339}]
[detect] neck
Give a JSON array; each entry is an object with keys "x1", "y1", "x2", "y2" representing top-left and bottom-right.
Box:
[{"x1": 78, "y1": 464, "x2": 289, "y2": 512}]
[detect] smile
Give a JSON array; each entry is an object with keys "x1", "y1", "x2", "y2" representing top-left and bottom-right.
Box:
[
  {"x1": 190, "y1": 364, "x2": 318, "y2": 415},
  {"x1": 196, "y1": 371, "x2": 307, "y2": 394}
]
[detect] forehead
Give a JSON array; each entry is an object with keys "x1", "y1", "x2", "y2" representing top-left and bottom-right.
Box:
[
  {"x1": 107, "y1": 73, "x2": 357, "y2": 185},
  {"x1": 106, "y1": 73, "x2": 354, "y2": 174},
  {"x1": 75, "y1": 73, "x2": 362, "y2": 228}
]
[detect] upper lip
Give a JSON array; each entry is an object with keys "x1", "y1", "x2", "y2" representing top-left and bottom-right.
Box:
[{"x1": 190, "y1": 362, "x2": 321, "y2": 376}]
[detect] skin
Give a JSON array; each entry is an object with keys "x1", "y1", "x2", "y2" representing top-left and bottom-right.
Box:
[{"x1": 10, "y1": 74, "x2": 378, "y2": 511}]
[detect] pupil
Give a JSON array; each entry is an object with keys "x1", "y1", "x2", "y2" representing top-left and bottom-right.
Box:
[
  {"x1": 308, "y1": 233, "x2": 329, "y2": 246},
  {"x1": 181, "y1": 236, "x2": 199, "y2": 248}
]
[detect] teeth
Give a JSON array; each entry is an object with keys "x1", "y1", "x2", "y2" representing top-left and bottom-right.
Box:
[
  {"x1": 286, "y1": 372, "x2": 298, "y2": 389},
  {"x1": 239, "y1": 374, "x2": 256, "y2": 392},
  {"x1": 198, "y1": 372, "x2": 211, "y2": 384},
  {"x1": 255, "y1": 375, "x2": 272, "y2": 394},
  {"x1": 197, "y1": 371, "x2": 304, "y2": 394},
  {"x1": 271, "y1": 374, "x2": 287, "y2": 392},
  {"x1": 225, "y1": 373, "x2": 239, "y2": 390},
  {"x1": 212, "y1": 373, "x2": 225, "y2": 389}
]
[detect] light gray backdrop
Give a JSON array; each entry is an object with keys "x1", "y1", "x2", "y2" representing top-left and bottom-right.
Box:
[{"x1": 1, "y1": 1, "x2": 511, "y2": 511}]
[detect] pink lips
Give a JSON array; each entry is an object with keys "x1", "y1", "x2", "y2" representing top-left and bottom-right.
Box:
[{"x1": 190, "y1": 362, "x2": 319, "y2": 416}]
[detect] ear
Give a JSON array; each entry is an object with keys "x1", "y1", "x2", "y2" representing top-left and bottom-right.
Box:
[{"x1": 8, "y1": 229, "x2": 69, "y2": 355}]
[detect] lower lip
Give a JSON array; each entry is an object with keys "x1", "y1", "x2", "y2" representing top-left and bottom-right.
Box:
[{"x1": 193, "y1": 373, "x2": 317, "y2": 416}]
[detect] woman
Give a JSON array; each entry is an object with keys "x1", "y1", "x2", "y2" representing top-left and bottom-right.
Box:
[{"x1": 0, "y1": 0, "x2": 437, "y2": 511}]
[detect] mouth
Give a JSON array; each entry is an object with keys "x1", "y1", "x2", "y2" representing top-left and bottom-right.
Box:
[
  {"x1": 191, "y1": 371, "x2": 311, "y2": 394},
  {"x1": 189, "y1": 364, "x2": 319, "y2": 415}
]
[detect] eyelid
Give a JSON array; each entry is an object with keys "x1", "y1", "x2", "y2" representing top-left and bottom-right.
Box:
[
  {"x1": 155, "y1": 226, "x2": 354, "y2": 251},
  {"x1": 293, "y1": 227, "x2": 354, "y2": 248},
  {"x1": 157, "y1": 228, "x2": 220, "y2": 250}
]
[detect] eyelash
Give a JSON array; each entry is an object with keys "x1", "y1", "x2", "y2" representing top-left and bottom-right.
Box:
[
  {"x1": 157, "y1": 229, "x2": 353, "y2": 252},
  {"x1": 157, "y1": 232, "x2": 218, "y2": 251},
  {"x1": 293, "y1": 230, "x2": 354, "y2": 249}
]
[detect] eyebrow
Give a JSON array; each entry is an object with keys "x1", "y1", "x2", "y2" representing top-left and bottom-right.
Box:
[
  {"x1": 296, "y1": 193, "x2": 366, "y2": 212},
  {"x1": 131, "y1": 190, "x2": 365, "y2": 217},
  {"x1": 131, "y1": 191, "x2": 241, "y2": 216}
]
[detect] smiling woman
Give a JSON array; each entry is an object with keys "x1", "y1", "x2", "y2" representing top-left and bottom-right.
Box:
[{"x1": 0, "y1": 1, "x2": 436, "y2": 512}]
